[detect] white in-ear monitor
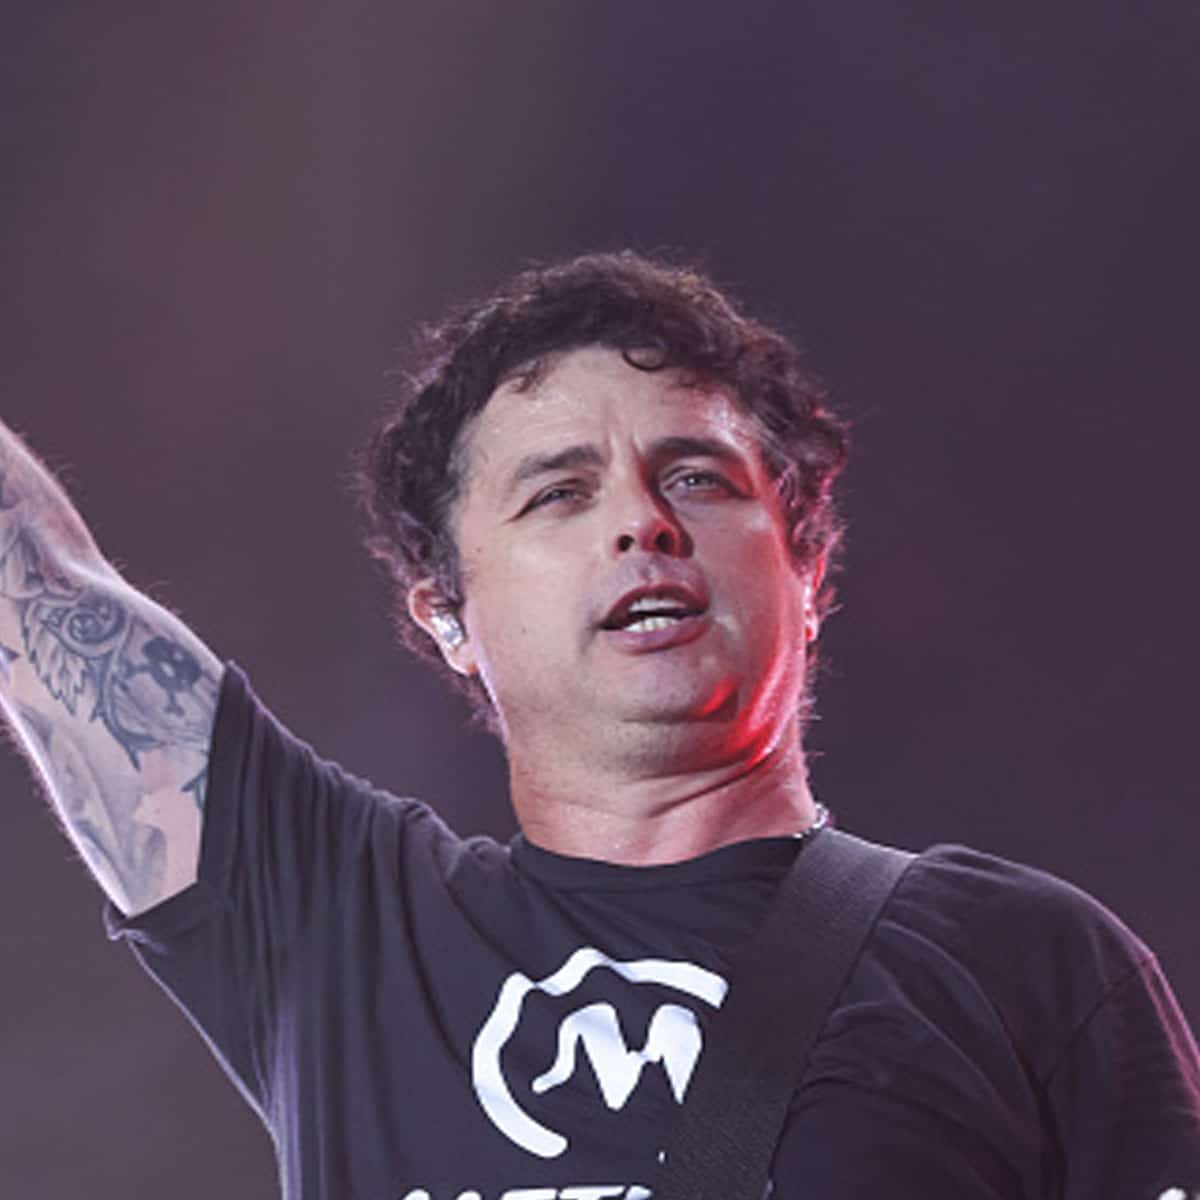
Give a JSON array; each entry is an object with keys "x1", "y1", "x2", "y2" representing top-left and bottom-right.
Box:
[{"x1": 432, "y1": 613, "x2": 465, "y2": 649}]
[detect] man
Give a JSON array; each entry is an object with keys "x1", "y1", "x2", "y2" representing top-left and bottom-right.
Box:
[{"x1": 2, "y1": 251, "x2": 1198, "y2": 1198}]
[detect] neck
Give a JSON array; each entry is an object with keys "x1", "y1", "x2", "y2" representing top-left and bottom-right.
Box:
[{"x1": 509, "y1": 720, "x2": 819, "y2": 866}]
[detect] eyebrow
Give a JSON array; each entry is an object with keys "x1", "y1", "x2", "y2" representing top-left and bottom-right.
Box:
[
  {"x1": 501, "y1": 435, "x2": 751, "y2": 502},
  {"x1": 502, "y1": 444, "x2": 606, "y2": 501},
  {"x1": 648, "y1": 436, "x2": 749, "y2": 469}
]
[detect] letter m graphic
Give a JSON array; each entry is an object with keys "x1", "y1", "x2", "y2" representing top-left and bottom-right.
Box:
[
  {"x1": 472, "y1": 949, "x2": 727, "y2": 1158},
  {"x1": 532, "y1": 1002, "x2": 702, "y2": 1109}
]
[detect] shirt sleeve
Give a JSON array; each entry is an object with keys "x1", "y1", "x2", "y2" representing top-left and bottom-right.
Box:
[
  {"x1": 101, "y1": 662, "x2": 429, "y2": 1120},
  {"x1": 1045, "y1": 951, "x2": 1200, "y2": 1199}
]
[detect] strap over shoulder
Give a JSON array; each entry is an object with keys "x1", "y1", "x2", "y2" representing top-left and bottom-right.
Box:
[{"x1": 653, "y1": 828, "x2": 918, "y2": 1200}]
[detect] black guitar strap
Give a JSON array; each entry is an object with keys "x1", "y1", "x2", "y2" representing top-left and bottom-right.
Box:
[{"x1": 652, "y1": 827, "x2": 918, "y2": 1200}]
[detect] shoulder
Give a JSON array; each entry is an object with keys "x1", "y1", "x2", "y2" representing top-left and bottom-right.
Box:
[
  {"x1": 894, "y1": 842, "x2": 1151, "y2": 971},
  {"x1": 902, "y1": 844, "x2": 1147, "y2": 964},
  {"x1": 211, "y1": 661, "x2": 501, "y2": 875},
  {"x1": 873, "y1": 844, "x2": 1155, "y2": 1063}
]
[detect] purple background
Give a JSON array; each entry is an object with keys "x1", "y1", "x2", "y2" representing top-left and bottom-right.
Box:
[{"x1": 3, "y1": 3, "x2": 1197, "y2": 1195}]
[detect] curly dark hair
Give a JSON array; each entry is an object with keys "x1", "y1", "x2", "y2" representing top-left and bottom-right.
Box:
[{"x1": 356, "y1": 250, "x2": 849, "y2": 726}]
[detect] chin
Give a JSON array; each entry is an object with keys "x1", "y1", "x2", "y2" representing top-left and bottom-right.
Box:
[
  {"x1": 607, "y1": 678, "x2": 746, "y2": 737},
  {"x1": 605, "y1": 710, "x2": 758, "y2": 776}
]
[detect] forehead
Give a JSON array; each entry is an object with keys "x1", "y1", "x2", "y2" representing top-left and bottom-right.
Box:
[{"x1": 459, "y1": 346, "x2": 760, "y2": 489}]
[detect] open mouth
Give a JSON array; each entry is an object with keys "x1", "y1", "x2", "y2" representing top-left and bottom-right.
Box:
[{"x1": 600, "y1": 587, "x2": 707, "y2": 634}]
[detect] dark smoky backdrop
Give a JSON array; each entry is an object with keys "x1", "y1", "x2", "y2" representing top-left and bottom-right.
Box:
[{"x1": 2, "y1": 2, "x2": 1197, "y2": 1195}]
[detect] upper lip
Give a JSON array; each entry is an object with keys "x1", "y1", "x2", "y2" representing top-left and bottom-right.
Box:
[{"x1": 599, "y1": 581, "x2": 709, "y2": 630}]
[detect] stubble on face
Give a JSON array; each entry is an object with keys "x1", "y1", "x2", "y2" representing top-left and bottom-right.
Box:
[{"x1": 448, "y1": 348, "x2": 814, "y2": 780}]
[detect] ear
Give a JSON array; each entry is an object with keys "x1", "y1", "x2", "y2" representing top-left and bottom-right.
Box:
[
  {"x1": 407, "y1": 578, "x2": 478, "y2": 676},
  {"x1": 802, "y1": 554, "x2": 827, "y2": 644}
]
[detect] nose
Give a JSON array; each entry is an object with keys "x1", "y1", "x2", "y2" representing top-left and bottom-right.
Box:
[{"x1": 612, "y1": 483, "x2": 687, "y2": 557}]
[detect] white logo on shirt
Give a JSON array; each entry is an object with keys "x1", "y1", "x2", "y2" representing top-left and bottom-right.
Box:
[
  {"x1": 472, "y1": 946, "x2": 727, "y2": 1158},
  {"x1": 399, "y1": 1188, "x2": 651, "y2": 1199}
]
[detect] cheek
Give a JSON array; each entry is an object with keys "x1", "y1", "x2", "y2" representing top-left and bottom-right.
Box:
[
  {"x1": 463, "y1": 543, "x2": 580, "y2": 657},
  {"x1": 724, "y1": 521, "x2": 796, "y2": 598},
  {"x1": 722, "y1": 538, "x2": 807, "y2": 649}
]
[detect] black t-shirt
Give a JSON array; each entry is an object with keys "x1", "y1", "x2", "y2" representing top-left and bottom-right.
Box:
[{"x1": 105, "y1": 666, "x2": 1200, "y2": 1199}]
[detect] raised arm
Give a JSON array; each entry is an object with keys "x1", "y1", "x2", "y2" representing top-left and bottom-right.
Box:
[{"x1": 0, "y1": 420, "x2": 221, "y2": 916}]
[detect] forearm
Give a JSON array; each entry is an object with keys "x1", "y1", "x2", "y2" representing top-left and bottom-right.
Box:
[{"x1": 0, "y1": 419, "x2": 221, "y2": 914}]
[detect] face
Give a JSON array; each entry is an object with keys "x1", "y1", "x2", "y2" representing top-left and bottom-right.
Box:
[{"x1": 410, "y1": 346, "x2": 819, "y2": 766}]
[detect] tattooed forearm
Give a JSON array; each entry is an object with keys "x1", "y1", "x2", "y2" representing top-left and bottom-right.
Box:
[
  {"x1": 23, "y1": 580, "x2": 217, "y2": 767},
  {"x1": 3, "y1": 522, "x2": 218, "y2": 769},
  {"x1": 0, "y1": 420, "x2": 219, "y2": 913}
]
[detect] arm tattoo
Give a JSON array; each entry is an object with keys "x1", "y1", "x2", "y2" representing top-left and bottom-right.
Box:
[
  {"x1": 2, "y1": 468, "x2": 217, "y2": 768},
  {"x1": 20, "y1": 579, "x2": 215, "y2": 769},
  {"x1": 3, "y1": 525, "x2": 217, "y2": 772},
  {"x1": 17, "y1": 701, "x2": 168, "y2": 909},
  {"x1": 0, "y1": 449, "x2": 217, "y2": 908}
]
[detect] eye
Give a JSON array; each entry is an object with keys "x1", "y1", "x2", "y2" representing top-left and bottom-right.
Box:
[
  {"x1": 520, "y1": 481, "x2": 588, "y2": 515},
  {"x1": 666, "y1": 468, "x2": 738, "y2": 496}
]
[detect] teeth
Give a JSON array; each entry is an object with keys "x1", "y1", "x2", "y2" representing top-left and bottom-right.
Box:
[
  {"x1": 628, "y1": 595, "x2": 678, "y2": 614},
  {"x1": 624, "y1": 615, "x2": 682, "y2": 633},
  {"x1": 605, "y1": 591, "x2": 698, "y2": 631}
]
